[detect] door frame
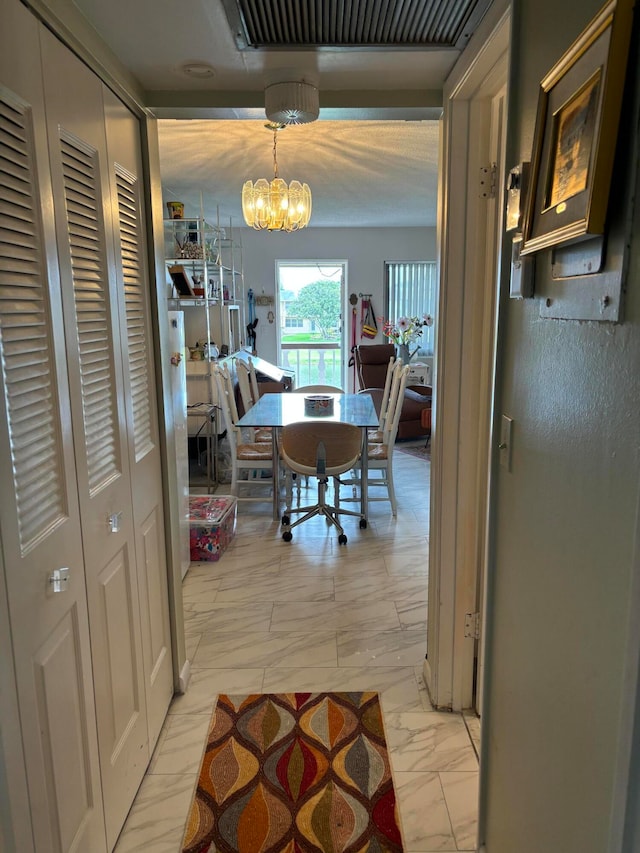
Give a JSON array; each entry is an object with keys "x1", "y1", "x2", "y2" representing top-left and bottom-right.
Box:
[
  {"x1": 425, "y1": 0, "x2": 510, "y2": 712},
  {"x1": 475, "y1": 84, "x2": 508, "y2": 717}
]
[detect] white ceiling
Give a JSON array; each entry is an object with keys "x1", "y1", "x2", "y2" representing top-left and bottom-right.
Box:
[
  {"x1": 69, "y1": 0, "x2": 480, "y2": 227},
  {"x1": 158, "y1": 118, "x2": 440, "y2": 227}
]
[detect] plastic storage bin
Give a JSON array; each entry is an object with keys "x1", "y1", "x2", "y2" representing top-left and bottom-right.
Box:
[{"x1": 189, "y1": 495, "x2": 237, "y2": 562}]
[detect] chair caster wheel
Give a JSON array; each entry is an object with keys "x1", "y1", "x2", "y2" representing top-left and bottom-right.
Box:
[
  {"x1": 359, "y1": 519, "x2": 367, "y2": 529},
  {"x1": 282, "y1": 531, "x2": 293, "y2": 542},
  {"x1": 338, "y1": 534, "x2": 348, "y2": 545},
  {"x1": 281, "y1": 515, "x2": 290, "y2": 526}
]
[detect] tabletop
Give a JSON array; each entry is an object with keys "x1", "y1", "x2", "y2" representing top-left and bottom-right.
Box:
[{"x1": 236, "y1": 392, "x2": 378, "y2": 429}]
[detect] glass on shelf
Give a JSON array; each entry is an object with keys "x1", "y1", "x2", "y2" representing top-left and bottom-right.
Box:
[{"x1": 163, "y1": 218, "x2": 224, "y2": 263}]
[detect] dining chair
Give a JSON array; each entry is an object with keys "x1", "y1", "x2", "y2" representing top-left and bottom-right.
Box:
[
  {"x1": 288, "y1": 386, "x2": 344, "y2": 493},
  {"x1": 293, "y1": 384, "x2": 344, "y2": 393},
  {"x1": 363, "y1": 356, "x2": 398, "y2": 443},
  {"x1": 236, "y1": 359, "x2": 256, "y2": 413},
  {"x1": 341, "y1": 363, "x2": 410, "y2": 516},
  {"x1": 246, "y1": 356, "x2": 260, "y2": 403},
  {"x1": 212, "y1": 366, "x2": 274, "y2": 502},
  {"x1": 236, "y1": 357, "x2": 263, "y2": 410},
  {"x1": 279, "y1": 421, "x2": 363, "y2": 544},
  {"x1": 217, "y1": 362, "x2": 270, "y2": 443}
]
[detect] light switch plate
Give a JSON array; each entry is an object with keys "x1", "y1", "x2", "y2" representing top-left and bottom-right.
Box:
[{"x1": 499, "y1": 415, "x2": 513, "y2": 471}]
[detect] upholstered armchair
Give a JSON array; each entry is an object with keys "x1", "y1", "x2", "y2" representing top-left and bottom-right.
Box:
[{"x1": 355, "y1": 343, "x2": 431, "y2": 440}]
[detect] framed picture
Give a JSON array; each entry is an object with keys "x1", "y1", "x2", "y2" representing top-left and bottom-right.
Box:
[
  {"x1": 520, "y1": 0, "x2": 633, "y2": 255},
  {"x1": 168, "y1": 264, "x2": 195, "y2": 297}
]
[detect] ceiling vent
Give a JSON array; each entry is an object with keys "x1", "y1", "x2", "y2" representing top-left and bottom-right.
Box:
[{"x1": 221, "y1": 0, "x2": 492, "y2": 51}]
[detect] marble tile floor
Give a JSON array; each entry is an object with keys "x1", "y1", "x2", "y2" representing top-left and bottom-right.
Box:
[{"x1": 114, "y1": 444, "x2": 480, "y2": 852}]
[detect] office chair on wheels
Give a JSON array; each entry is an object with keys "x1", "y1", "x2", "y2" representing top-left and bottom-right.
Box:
[{"x1": 280, "y1": 421, "x2": 363, "y2": 545}]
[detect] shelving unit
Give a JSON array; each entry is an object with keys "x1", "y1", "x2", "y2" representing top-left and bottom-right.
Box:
[
  {"x1": 165, "y1": 203, "x2": 245, "y2": 488},
  {"x1": 165, "y1": 203, "x2": 245, "y2": 371}
]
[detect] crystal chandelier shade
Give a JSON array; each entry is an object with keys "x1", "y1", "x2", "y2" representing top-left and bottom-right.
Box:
[{"x1": 242, "y1": 122, "x2": 312, "y2": 232}]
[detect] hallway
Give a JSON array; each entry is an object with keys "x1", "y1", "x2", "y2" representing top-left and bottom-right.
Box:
[{"x1": 114, "y1": 443, "x2": 479, "y2": 852}]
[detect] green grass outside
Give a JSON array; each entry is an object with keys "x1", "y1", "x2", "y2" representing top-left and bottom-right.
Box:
[{"x1": 281, "y1": 333, "x2": 340, "y2": 343}]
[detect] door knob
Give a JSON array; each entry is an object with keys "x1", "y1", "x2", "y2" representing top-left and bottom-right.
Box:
[
  {"x1": 108, "y1": 512, "x2": 123, "y2": 533},
  {"x1": 49, "y1": 567, "x2": 70, "y2": 593}
]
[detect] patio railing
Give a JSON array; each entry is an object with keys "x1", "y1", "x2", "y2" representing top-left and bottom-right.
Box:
[{"x1": 279, "y1": 343, "x2": 343, "y2": 388}]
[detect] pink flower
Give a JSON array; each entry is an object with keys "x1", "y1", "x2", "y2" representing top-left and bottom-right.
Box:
[{"x1": 382, "y1": 314, "x2": 435, "y2": 347}]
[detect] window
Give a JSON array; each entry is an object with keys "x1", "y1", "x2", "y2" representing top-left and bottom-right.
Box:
[{"x1": 385, "y1": 261, "x2": 437, "y2": 355}]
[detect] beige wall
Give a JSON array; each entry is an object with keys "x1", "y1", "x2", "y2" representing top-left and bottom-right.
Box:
[
  {"x1": 240, "y1": 226, "x2": 437, "y2": 371},
  {"x1": 481, "y1": 1, "x2": 640, "y2": 851}
]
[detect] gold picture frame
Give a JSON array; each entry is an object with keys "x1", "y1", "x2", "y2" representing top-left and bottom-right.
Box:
[{"x1": 520, "y1": 0, "x2": 633, "y2": 255}]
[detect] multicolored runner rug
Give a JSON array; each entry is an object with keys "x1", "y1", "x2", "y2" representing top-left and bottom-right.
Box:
[{"x1": 181, "y1": 692, "x2": 404, "y2": 853}]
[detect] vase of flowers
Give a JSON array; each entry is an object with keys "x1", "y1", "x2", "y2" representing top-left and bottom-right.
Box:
[
  {"x1": 397, "y1": 343, "x2": 411, "y2": 364},
  {"x1": 382, "y1": 315, "x2": 434, "y2": 363}
]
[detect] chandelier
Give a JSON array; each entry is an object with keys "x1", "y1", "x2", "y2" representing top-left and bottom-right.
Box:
[{"x1": 242, "y1": 123, "x2": 312, "y2": 233}]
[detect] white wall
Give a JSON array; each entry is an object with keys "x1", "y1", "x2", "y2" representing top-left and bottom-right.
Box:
[
  {"x1": 481, "y1": 1, "x2": 640, "y2": 850},
  {"x1": 240, "y1": 226, "x2": 436, "y2": 382}
]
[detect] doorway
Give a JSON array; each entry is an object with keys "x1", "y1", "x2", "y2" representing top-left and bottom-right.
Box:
[
  {"x1": 425, "y1": 3, "x2": 510, "y2": 714},
  {"x1": 276, "y1": 260, "x2": 347, "y2": 389}
]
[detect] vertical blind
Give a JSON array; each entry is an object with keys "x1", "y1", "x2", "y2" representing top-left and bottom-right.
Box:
[{"x1": 385, "y1": 261, "x2": 437, "y2": 354}]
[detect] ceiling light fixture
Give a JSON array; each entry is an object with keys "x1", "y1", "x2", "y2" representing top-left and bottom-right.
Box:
[
  {"x1": 242, "y1": 123, "x2": 312, "y2": 233},
  {"x1": 265, "y1": 81, "x2": 319, "y2": 125}
]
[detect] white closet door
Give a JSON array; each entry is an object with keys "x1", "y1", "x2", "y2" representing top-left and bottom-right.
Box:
[
  {"x1": 0, "y1": 3, "x2": 106, "y2": 851},
  {"x1": 40, "y1": 29, "x2": 150, "y2": 851},
  {"x1": 103, "y1": 88, "x2": 173, "y2": 747}
]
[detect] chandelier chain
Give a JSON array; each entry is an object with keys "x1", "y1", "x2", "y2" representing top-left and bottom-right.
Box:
[{"x1": 272, "y1": 129, "x2": 279, "y2": 179}]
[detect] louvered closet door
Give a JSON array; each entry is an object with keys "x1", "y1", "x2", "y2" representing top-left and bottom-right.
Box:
[
  {"x1": 103, "y1": 89, "x2": 173, "y2": 747},
  {"x1": 40, "y1": 29, "x2": 150, "y2": 851},
  {"x1": 0, "y1": 3, "x2": 107, "y2": 851}
]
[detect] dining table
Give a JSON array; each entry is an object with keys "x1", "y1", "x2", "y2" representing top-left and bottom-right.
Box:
[{"x1": 236, "y1": 392, "x2": 378, "y2": 522}]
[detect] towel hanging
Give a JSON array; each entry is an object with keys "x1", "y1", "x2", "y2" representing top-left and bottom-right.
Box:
[{"x1": 360, "y1": 296, "x2": 378, "y2": 339}]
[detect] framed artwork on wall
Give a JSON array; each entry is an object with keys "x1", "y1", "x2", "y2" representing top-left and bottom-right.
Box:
[
  {"x1": 521, "y1": 0, "x2": 634, "y2": 255},
  {"x1": 168, "y1": 264, "x2": 195, "y2": 297}
]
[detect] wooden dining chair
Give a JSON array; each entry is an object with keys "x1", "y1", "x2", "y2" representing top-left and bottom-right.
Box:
[
  {"x1": 246, "y1": 356, "x2": 260, "y2": 404},
  {"x1": 212, "y1": 366, "x2": 273, "y2": 503},
  {"x1": 236, "y1": 359, "x2": 256, "y2": 413},
  {"x1": 341, "y1": 363, "x2": 410, "y2": 516},
  {"x1": 236, "y1": 356, "x2": 263, "y2": 410},
  {"x1": 218, "y1": 361, "x2": 270, "y2": 443},
  {"x1": 364, "y1": 356, "x2": 398, "y2": 443}
]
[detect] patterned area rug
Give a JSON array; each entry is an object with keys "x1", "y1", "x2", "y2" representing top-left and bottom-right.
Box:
[
  {"x1": 181, "y1": 692, "x2": 404, "y2": 853},
  {"x1": 395, "y1": 441, "x2": 430, "y2": 461}
]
